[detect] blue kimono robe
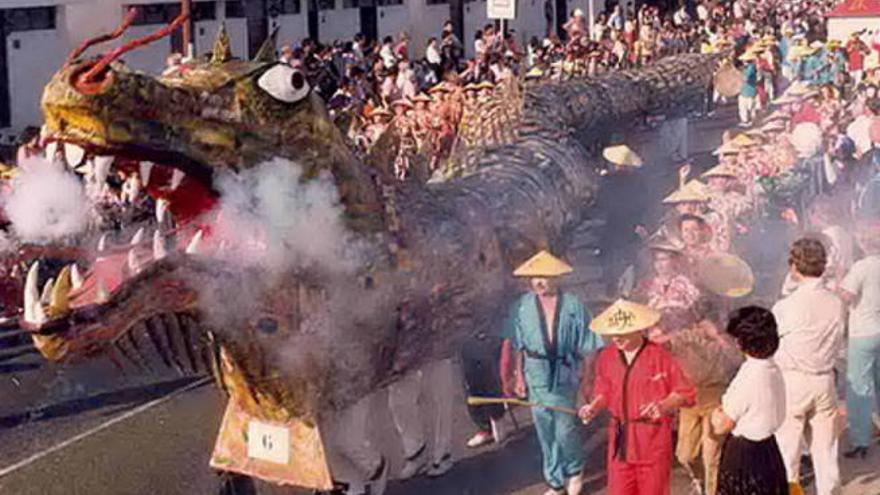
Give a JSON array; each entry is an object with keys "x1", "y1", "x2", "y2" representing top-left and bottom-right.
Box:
[{"x1": 504, "y1": 292, "x2": 604, "y2": 489}]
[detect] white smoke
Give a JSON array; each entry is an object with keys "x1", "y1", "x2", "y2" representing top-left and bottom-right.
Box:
[
  {"x1": 210, "y1": 157, "x2": 364, "y2": 275},
  {"x1": 3, "y1": 155, "x2": 90, "y2": 243}
]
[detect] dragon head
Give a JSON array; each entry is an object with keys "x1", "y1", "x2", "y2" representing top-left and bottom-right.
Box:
[{"x1": 19, "y1": 13, "x2": 391, "y2": 426}]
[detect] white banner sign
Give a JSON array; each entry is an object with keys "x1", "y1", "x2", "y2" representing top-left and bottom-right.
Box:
[
  {"x1": 247, "y1": 420, "x2": 291, "y2": 465},
  {"x1": 487, "y1": 0, "x2": 516, "y2": 20}
]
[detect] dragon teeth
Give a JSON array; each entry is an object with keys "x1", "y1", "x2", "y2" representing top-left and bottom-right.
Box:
[
  {"x1": 170, "y1": 169, "x2": 185, "y2": 191},
  {"x1": 95, "y1": 278, "x2": 110, "y2": 304},
  {"x1": 64, "y1": 143, "x2": 86, "y2": 167},
  {"x1": 50, "y1": 266, "x2": 72, "y2": 314},
  {"x1": 130, "y1": 227, "x2": 145, "y2": 245},
  {"x1": 139, "y1": 161, "x2": 154, "y2": 186},
  {"x1": 40, "y1": 278, "x2": 54, "y2": 306},
  {"x1": 23, "y1": 262, "x2": 46, "y2": 324},
  {"x1": 128, "y1": 249, "x2": 141, "y2": 275},
  {"x1": 153, "y1": 231, "x2": 167, "y2": 260},
  {"x1": 185, "y1": 230, "x2": 203, "y2": 255},
  {"x1": 97, "y1": 233, "x2": 109, "y2": 253},
  {"x1": 45, "y1": 142, "x2": 59, "y2": 161},
  {"x1": 70, "y1": 264, "x2": 84, "y2": 290},
  {"x1": 94, "y1": 156, "x2": 111, "y2": 184},
  {"x1": 155, "y1": 198, "x2": 169, "y2": 224}
]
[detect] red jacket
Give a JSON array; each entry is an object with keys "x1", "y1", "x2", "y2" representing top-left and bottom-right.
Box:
[{"x1": 588, "y1": 341, "x2": 696, "y2": 465}]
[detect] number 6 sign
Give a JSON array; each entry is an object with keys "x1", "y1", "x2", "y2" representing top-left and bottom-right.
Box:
[{"x1": 247, "y1": 420, "x2": 291, "y2": 464}]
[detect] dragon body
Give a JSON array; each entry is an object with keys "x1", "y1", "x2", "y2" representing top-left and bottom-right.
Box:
[{"x1": 16, "y1": 17, "x2": 717, "y2": 492}]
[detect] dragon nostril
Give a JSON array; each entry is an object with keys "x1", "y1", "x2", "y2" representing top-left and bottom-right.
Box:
[
  {"x1": 290, "y1": 71, "x2": 306, "y2": 91},
  {"x1": 70, "y1": 63, "x2": 114, "y2": 95}
]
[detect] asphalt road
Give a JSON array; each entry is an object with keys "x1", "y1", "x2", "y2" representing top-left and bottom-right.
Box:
[{"x1": 1, "y1": 107, "x2": 879, "y2": 495}]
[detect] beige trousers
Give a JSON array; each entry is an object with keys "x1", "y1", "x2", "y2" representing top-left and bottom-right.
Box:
[
  {"x1": 676, "y1": 388, "x2": 724, "y2": 495},
  {"x1": 775, "y1": 370, "x2": 841, "y2": 495}
]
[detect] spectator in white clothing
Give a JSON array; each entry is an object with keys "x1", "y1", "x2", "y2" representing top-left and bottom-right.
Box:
[
  {"x1": 712, "y1": 306, "x2": 788, "y2": 495},
  {"x1": 772, "y1": 238, "x2": 845, "y2": 495},
  {"x1": 838, "y1": 222, "x2": 880, "y2": 459}
]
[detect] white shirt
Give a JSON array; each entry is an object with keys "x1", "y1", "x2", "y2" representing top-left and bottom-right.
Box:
[
  {"x1": 772, "y1": 278, "x2": 845, "y2": 375},
  {"x1": 380, "y1": 45, "x2": 396, "y2": 69},
  {"x1": 722, "y1": 357, "x2": 786, "y2": 441},
  {"x1": 841, "y1": 255, "x2": 880, "y2": 338},
  {"x1": 696, "y1": 4, "x2": 709, "y2": 21},
  {"x1": 426, "y1": 44, "x2": 442, "y2": 65}
]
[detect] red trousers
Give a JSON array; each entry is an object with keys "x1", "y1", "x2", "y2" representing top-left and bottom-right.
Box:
[{"x1": 607, "y1": 459, "x2": 671, "y2": 495}]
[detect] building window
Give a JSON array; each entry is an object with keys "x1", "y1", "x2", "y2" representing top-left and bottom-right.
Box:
[
  {"x1": 377, "y1": 0, "x2": 403, "y2": 6},
  {"x1": 426, "y1": 0, "x2": 448, "y2": 4},
  {"x1": 225, "y1": 1, "x2": 246, "y2": 18},
  {"x1": 268, "y1": 0, "x2": 302, "y2": 15},
  {"x1": 127, "y1": 2, "x2": 216, "y2": 25},
  {"x1": 318, "y1": 0, "x2": 336, "y2": 10},
  {"x1": 1, "y1": 7, "x2": 57, "y2": 32}
]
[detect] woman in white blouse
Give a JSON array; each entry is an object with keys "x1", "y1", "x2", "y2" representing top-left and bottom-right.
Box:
[{"x1": 711, "y1": 306, "x2": 788, "y2": 495}]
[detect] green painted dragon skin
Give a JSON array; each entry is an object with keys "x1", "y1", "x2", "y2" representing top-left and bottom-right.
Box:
[{"x1": 24, "y1": 33, "x2": 717, "y2": 426}]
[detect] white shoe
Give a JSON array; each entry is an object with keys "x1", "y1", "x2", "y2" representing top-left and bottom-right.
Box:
[
  {"x1": 566, "y1": 473, "x2": 584, "y2": 495},
  {"x1": 490, "y1": 417, "x2": 507, "y2": 444},
  {"x1": 543, "y1": 488, "x2": 565, "y2": 495},
  {"x1": 466, "y1": 430, "x2": 493, "y2": 448}
]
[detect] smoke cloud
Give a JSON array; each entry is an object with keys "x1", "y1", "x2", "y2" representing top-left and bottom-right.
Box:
[
  {"x1": 193, "y1": 159, "x2": 394, "y2": 409},
  {"x1": 3, "y1": 155, "x2": 90, "y2": 244},
  {"x1": 211, "y1": 157, "x2": 364, "y2": 276}
]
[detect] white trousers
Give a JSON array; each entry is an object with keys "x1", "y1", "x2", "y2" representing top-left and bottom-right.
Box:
[
  {"x1": 737, "y1": 95, "x2": 756, "y2": 124},
  {"x1": 776, "y1": 370, "x2": 841, "y2": 495}
]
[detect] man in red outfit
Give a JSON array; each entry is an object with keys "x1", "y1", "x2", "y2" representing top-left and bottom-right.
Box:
[{"x1": 579, "y1": 299, "x2": 696, "y2": 495}]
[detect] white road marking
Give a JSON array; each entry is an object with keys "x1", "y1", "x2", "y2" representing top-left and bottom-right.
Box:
[{"x1": 0, "y1": 376, "x2": 211, "y2": 478}]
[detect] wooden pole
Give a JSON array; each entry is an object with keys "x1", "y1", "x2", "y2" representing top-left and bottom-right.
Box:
[
  {"x1": 181, "y1": 0, "x2": 194, "y2": 58},
  {"x1": 467, "y1": 396, "x2": 580, "y2": 416}
]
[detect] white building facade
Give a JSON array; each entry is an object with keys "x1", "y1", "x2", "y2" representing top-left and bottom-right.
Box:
[{"x1": 0, "y1": 0, "x2": 598, "y2": 139}]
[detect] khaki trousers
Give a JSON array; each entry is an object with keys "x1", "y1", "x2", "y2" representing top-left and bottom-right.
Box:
[
  {"x1": 775, "y1": 370, "x2": 841, "y2": 495},
  {"x1": 676, "y1": 388, "x2": 724, "y2": 495}
]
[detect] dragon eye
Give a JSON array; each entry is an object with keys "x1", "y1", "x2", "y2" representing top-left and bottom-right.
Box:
[{"x1": 257, "y1": 64, "x2": 310, "y2": 103}]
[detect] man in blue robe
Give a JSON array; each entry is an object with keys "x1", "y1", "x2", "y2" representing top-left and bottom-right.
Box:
[{"x1": 500, "y1": 250, "x2": 604, "y2": 495}]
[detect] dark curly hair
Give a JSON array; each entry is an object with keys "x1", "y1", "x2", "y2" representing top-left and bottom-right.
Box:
[
  {"x1": 788, "y1": 237, "x2": 827, "y2": 278},
  {"x1": 726, "y1": 306, "x2": 779, "y2": 359}
]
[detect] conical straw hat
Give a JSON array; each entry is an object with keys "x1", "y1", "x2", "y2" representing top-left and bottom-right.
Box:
[
  {"x1": 513, "y1": 250, "x2": 573, "y2": 277},
  {"x1": 702, "y1": 163, "x2": 738, "y2": 178},
  {"x1": 696, "y1": 252, "x2": 755, "y2": 298},
  {"x1": 590, "y1": 299, "x2": 661, "y2": 335},
  {"x1": 603, "y1": 145, "x2": 643, "y2": 167},
  {"x1": 662, "y1": 181, "x2": 710, "y2": 204}
]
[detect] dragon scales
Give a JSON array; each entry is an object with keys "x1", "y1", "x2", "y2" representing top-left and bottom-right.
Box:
[{"x1": 16, "y1": 15, "x2": 718, "y2": 492}]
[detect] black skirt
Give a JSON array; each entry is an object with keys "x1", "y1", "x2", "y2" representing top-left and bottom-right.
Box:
[{"x1": 717, "y1": 435, "x2": 788, "y2": 495}]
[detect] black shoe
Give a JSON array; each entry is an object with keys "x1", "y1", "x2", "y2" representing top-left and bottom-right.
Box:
[{"x1": 843, "y1": 446, "x2": 868, "y2": 459}]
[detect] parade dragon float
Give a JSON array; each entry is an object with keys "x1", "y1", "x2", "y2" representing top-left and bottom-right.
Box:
[{"x1": 12, "y1": 9, "x2": 718, "y2": 494}]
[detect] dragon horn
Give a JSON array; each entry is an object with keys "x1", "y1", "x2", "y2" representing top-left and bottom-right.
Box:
[
  {"x1": 66, "y1": 7, "x2": 139, "y2": 65},
  {"x1": 253, "y1": 26, "x2": 280, "y2": 64},
  {"x1": 211, "y1": 22, "x2": 233, "y2": 65},
  {"x1": 81, "y1": 9, "x2": 189, "y2": 84}
]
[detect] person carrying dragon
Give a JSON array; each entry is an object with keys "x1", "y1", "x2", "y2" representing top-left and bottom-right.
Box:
[{"x1": 500, "y1": 250, "x2": 604, "y2": 495}]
